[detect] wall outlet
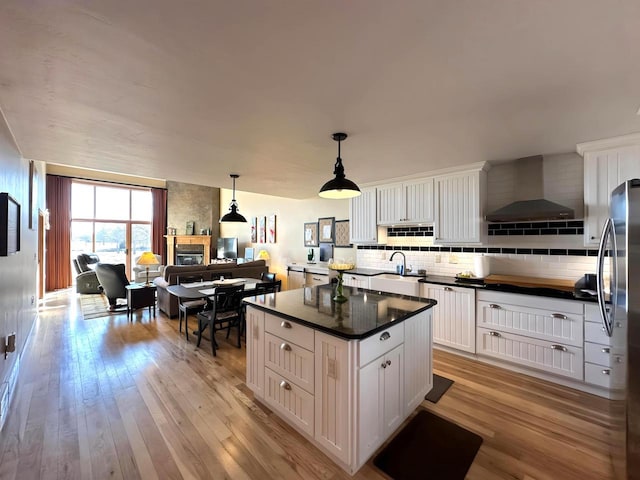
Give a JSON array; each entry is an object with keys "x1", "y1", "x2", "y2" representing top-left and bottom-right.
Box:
[
  {"x1": 449, "y1": 254, "x2": 459, "y2": 264},
  {"x1": 435, "y1": 254, "x2": 441, "y2": 263}
]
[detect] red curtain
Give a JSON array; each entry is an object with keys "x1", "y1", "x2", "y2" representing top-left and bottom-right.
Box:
[
  {"x1": 151, "y1": 187, "x2": 167, "y2": 261},
  {"x1": 45, "y1": 175, "x2": 72, "y2": 291}
]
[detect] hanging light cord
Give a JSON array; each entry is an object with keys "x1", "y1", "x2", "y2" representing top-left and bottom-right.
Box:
[{"x1": 333, "y1": 138, "x2": 345, "y2": 178}]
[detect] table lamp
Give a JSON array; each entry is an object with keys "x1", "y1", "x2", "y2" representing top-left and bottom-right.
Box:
[
  {"x1": 137, "y1": 251, "x2": 160, "y2": 285},
  {"x1": 257, "y1": 249, "x2": 270, "y2": 266}
]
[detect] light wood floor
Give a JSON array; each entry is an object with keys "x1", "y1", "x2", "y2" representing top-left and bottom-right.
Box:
[{"x1": 0, "y1": 289, "x2": 617, "y2": 479}]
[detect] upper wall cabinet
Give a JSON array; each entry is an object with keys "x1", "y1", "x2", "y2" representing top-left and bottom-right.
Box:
[
  {"x1": 377, "y1": 178, "x2": 434, "y2": 226},
  {"x1": 350, "y1": 187, "x2": 379, "y2": 244},
  {"x1": 433, "y1": 164, "x2": 489, "y2": 245},
  {"x1": 578, "y1": 134, "x2": 640, "y2": 247}
]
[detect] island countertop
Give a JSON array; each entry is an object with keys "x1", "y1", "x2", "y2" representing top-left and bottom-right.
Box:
[{"x1": 243, "y1": 284, "x2": 436, "y2": 340}]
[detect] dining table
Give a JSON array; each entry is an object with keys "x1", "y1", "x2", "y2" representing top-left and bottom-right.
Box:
[{"x1": 166, "y1": 277, "x2": 269, "y2": 339}]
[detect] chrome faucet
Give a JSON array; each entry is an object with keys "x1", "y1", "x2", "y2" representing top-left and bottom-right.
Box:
[{"x1": 390, "y1": 251, "x2": 407, "y2": 275}]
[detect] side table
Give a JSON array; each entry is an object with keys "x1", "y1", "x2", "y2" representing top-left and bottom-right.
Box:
[{"x1": 126, "y1": 283, "x2": 157, "y2": 320}]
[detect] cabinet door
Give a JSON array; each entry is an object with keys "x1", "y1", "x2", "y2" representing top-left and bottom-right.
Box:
[
  {"x1": 314, "y1": 332, "x2": 352, "y2": 465},
  {"x1": 583, "y1": 145, "x2": 640, "y2": 246},
  {"x1": 434, "y1": 170, "x2": 485, "y2": 244},
  {"x1": 423, "y1": 283, "x2": 476, "y2": 353},
  {"x1": 350, "y1": 187, "x2": 378, "y2": 244},
  {"x1": 377, "y1": 183, "x2": 404, "y2": 225},
  {"x1": 287, "y1": 270, "x2": 305, "y2": 290},
  {"x1": 404, "y1": 178, "x2": 434, "y2": 224},
  {"x1": 403, "y1": 310, "x2": 432, "y2": 414},
  {"x1": 245, "y1": 307, "x2": 265, "y2": 397},
  {"x1": 358, "y1": 344, "x2": 404, "y2": 466},
  {"x1": 305, "y1": 272, "x2": 329, "y2": 287}
]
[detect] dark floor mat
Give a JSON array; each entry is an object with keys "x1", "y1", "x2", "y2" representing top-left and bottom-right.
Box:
[
  {"x1": 425, "y1": 374, "x2": 454, "y2": 403},
  {"x1": 373, "y1": 409, "x2": 483, "y2": 480}
]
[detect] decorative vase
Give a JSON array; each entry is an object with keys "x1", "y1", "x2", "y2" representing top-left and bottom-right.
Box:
[{"x1": 333, "y1": 271, "x2": 347, "y2": 303}]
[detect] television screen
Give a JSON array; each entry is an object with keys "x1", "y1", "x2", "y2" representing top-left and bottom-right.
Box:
[{"x1": 217, "y1": 237, "x2": 238, "y2": 259}]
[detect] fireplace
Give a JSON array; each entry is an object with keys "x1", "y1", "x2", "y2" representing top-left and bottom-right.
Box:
[
  {"x1": 165, "y1": 235, "x2": 212, "y2": 265},
  {"x1": 175, "y1": 244, "x2": 205, "y2": 265}
]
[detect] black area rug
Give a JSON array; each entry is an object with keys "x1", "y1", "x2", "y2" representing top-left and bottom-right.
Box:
[
  {"x1": 373, "y1": 409, "x2": 483, "y2": 480},
  {"x1": 425, "y1": 374, "x2": 454, "y2": 403}
]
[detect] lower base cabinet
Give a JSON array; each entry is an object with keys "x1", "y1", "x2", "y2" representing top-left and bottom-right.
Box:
[{"x1": 246, "y1": 306, "x2": 432, "y2": 475}]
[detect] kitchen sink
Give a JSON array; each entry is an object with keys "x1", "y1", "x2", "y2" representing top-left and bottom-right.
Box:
[{"x1": 369, "y1": 273, "x2": 420, "y2": 296}]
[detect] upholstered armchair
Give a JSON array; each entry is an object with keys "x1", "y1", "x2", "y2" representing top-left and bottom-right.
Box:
[
  {"x1": 95, "y1": 263, "x2": 130, "y2": 310},
  {"x1": 75, "y1": 253, "x2": 102, "y2": 294},
  {"x1": 132, "y1": 253, "x2": 164, "y2": 284}
]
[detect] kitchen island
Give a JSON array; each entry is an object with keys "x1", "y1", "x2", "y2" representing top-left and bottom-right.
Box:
[{"x1": 243, "y1": 284, "x2": 436, "y2": 475}]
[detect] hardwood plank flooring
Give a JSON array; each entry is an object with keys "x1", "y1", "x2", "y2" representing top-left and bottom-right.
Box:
[{"x1": 0, "y1": 289, "x2": 617, "y2": 479}]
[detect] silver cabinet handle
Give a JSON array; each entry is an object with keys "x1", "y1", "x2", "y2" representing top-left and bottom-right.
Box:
[
  {"x1": 312, "y1": 277, "x2": 323, "y2": 281},
  {"x1": 444, "y1": 287, "x2": 453, "y2": 291},
  {"x1": 601, "y1": 347, "x2": 610, "y2": 354},
  {"x1": 281, "y1": 321, "x2": 292, "y2": 329},
  {"x1": 280, "y1": 343, "x2": 291, "y2": 351},
  {"x1": 489, "y1": 304, "x2": 501, "y2": 309},
  {"x1": 386, "y1": 359, "x2": 391, "y2": 366},
  {"x1": 489, "y1": 331, "x2": 501, "y2": 337},
  {"x1": 381, "y1": 362, "x2": 387, "y2": 369},
  {"x1": 551, "y1": 313, "x2": 568, "y2": 320},
  {"x1": 279, "y1": 380, "x2": 292, "y2": 390},
  {"x1": 615, "y1": 356, "x2": 622, "y2": 363},
  {"x1": 380, "y1": 331, "x2": 391, "y2": 341},
  {"x1": 602, "y1": 369, "x2": 611, "y2": 375},
  {"x1": 551, "y1": 344, "x2": 568, "y2": 352}
]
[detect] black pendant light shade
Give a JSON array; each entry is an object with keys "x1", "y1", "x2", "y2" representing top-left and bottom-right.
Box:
[
  {"x1": 319, "y1": 132, "x2": 361, "y2": 199},
  {"x1": 220, "y1": 174, "x2": 247, "y2": 223}
]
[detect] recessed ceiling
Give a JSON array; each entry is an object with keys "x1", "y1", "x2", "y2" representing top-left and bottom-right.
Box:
[{"x1": 1, "y1": 0, "x2": 639, "y2": 198}]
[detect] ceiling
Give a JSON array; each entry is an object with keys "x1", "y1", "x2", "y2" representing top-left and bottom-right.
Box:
[{"x1": 1, "y1": 0, "x2": 639, "y2": 199}]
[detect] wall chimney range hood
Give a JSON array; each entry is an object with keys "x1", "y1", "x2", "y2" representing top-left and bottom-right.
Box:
[
  {"x1": 485, "y1": 199, "x2": 574, "y2": 222},
  {"x1": 485, "y1": 155, "x2": 575, "y2": 222}
]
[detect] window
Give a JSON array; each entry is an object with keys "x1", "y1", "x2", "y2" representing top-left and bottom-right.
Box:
[{"x1": 71, "y1": 181, "x2": 153, "y2": 280}]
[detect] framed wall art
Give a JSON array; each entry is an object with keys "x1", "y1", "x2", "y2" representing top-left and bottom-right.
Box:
[
  {"x1": 318, "y1": 217, "x2": 335, "y2": 243},
  {"x1": 250, "y1": 217, "x2": 257, "y2": 243},
  {"x1": 258, "y1": 216, "x2": 266, "y2": 243},
  {"x1": 0, "y1": 193, "x2": 20, "y2": 256},
  {"x1": 267, "y1": 214, "x2": 276, "y2": 243},
  {"x1": 334, "y1": 219, "x2": 351, "y2": 247},
  {"x1": 186, "y1": 220, "x2": 195, "y2": 235},
  {"x1": 304, "y1": 222, "x2": 318, "y2": 247}
]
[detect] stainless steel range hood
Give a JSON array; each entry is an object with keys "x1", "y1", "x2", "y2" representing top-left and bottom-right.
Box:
[{"x1": 485, "y1": 155, "x2": 575, "y2": 222}]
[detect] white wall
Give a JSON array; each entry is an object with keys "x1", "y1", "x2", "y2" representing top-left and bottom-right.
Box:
[{"x1": 219, "y1": 189, "x2": 355, "y2": 288}]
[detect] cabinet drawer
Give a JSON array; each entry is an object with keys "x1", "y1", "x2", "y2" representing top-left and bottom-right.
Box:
[
  {"x1": 584, "y1": 342, "x2": 625, "y2": 367},
  {"x1": 265, "y1": 313, "x2": 315, "y2": 351},
  {"x1": 477, "y1": 300, "x2": 583, "y2": 347},
  {"x1": 264, "y1": 368, "x2": 314, "y2": 437},
  {"x1": 305, "y1": 272, "x2": 329, "y2": 287},
  {"x1": 265, "y1": 332, "x2": 314, "y2": 394},
  {"x1": 359, "y1": 322, "x2": 404, "y2": 367},
  {"x1": 584, "y1": 304, "x2": 626, "y2": 347},
  {"x1": 584, "y1": 361, "x2": 625, "y2": 389},
  {"x1": 477, "y1": 327, "x2": 583, "y2": 380}
]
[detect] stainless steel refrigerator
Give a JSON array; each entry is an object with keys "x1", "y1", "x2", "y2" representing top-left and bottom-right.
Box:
[{"x1": 597, "y1": 179, "x2": 640, "y2": 479}]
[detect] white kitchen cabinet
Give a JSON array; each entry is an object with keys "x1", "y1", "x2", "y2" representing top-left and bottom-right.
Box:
[
  {"x1": 349, "y1": 187, "x2": 379, "y2": 244},
  {"x1": 422, "y1": 283, "x2": 476, "y2": 353},
  {"x1": 578, "y1": 134, "x2": 640, "y2": 246},
  {"x1": 402, "y1": 310, "x2": 433, "y2": 413},
  {"x1": 358, "y1": 344, "x2": 404, "y2": 466},
  {"x1": 476, "y1": 290, "x2": 584, "y2": 381},
  {"x1": 287, "y1": 267, "x2": 305, "y2": 290},
  {"x1": 246, "y1": 307, "x2": 265, "y2": 397},
  {"x1": 342, "y1": 273, "x2": 370, "y2": 289},
  {"x1": 377, "y1": 178, "x2": 434, "y2": 225},
  {"x1": 433, "y1": 164, "x2": 488, "y2": 245},
  {"x1": 583, "y1": 303, "x2": 625, "y2": 390}
]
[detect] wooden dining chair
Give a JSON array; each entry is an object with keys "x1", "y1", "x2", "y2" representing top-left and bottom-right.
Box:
[
  {"x1": 260, "y1": 272, "x2": 276, "y2": 282},
  {"x1": 177, "y1": 274, "x2": 206, "y2": 341},
  {"x1": 255, "y1": 279, "x2": 282, "y2": 294},
  {"x1": 196, "y1": 284, "x2": 245, "y2": 356}
]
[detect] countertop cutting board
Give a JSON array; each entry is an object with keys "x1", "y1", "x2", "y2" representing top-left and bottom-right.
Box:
[{"x1": 483, "y1": 274, "x2": 575, "y2": 292}]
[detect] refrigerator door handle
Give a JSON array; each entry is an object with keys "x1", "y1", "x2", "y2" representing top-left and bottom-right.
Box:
[{"x1": 596, "y1": 217, "x2": 614, "y2": 337}]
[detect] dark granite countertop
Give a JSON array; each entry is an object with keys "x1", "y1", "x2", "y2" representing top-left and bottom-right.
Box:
[{"x1": 244, "y1": 284, "x2": 437, "y2": 340}]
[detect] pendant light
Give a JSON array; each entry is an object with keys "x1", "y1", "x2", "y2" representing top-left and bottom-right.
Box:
[
  {"x1": 318, "y1": 132, "x2": 361, "y2": 199},
  {"x1": 220, "y1": 174, "x2": 247, "y2": 223}
]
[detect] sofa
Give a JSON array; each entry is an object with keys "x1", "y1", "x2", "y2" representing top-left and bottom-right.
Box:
[{"x1": 154, "y1": 260, "x2": 269, "y2": 318}]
